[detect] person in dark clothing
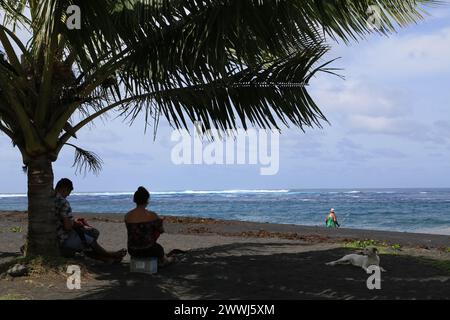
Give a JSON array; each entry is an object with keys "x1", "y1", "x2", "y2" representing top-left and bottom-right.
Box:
[
  {"x1": 55, "y1": 178, "x2": 126, "y2": 263},
  {"x1": 124, "y1": 186, "x2": 174, "y2": 267}
]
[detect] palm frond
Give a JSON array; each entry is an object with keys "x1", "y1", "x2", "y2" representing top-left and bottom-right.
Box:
[
  {"x1": 65, "y1": 142, "x2": 103, "y2": 176},
  {"x1": 55, "y1": 0, "x2": 438, "y2": 133},
  {"x1": 119, "y1": 44, "x2": 334, "y2": 132},
  {"x1": 0, "y1": 0, "x2": 442, "y2": 161},
  {"x1": 0, "y1": 0, "x2": 31, "y2": 30}
]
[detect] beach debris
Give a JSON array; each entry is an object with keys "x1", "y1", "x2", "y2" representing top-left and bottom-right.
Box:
[
  {"x1": 182, "y1": 225, "x2": 332, "y2": 242},
  {"x1": 163, "y1": 216, "x2": 229, "y2": 225},
  {"x1": 221, "y1": 230, "x2": 330, "y2": 242},
  {"x1": 10, "y1": 226, "x2": 23, "y2": 233},
  {"x1": 6, "y1": 264, "x2": 28, "y2": 277},
  {"x1": 185, "y1": 226, "x2": 212, "y2": 234}
]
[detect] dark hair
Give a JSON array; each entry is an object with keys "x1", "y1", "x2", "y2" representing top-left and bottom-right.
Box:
[
  {"x1": 133, "y1": 186, "x2": 150, "y2": 205},
  {"x1": 55, "y1": 178, "x2": 74, "y2": 191}
]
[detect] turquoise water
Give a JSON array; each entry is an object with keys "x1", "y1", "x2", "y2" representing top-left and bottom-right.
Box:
[{"x1": 1, "y1": 189, "x2": 450, "y2": 235}]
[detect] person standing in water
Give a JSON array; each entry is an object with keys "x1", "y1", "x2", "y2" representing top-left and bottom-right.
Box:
[{"x1": 326, "y1": 208, "x2": 340, "y2": 228}]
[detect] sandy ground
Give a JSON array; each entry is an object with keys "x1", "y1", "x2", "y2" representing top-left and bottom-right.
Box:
[{"x1": 0, "y1": 211, "x2": 449, "y2": 300}]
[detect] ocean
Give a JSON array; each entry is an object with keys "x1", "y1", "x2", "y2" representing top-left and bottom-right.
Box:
[{"x1": 1, "y1": 189, "x2": 450, "y2": 235}]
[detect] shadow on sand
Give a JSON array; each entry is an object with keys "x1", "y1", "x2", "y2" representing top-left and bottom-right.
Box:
[
  {"x1": 76, "y1": 243, "x2": 450, "y2": 300},
  {"x1": 0, "y1": 252, "x2": 21, "y2": 259}
]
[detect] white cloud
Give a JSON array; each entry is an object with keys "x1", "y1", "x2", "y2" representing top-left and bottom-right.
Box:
[
  {"x1": 312, "y1": 75, "x2": 410, "y2": 118},
  {"x1": 346, "y1": 115, "x2": 448, "y2": 144},
  {"x1": 309, "y1": 25, "x2": 450, "y2": 146},
  {"x1": 311, "y1": 78, "x2": 418, "y2": 138},
  {"x1": 348, "y1": 115, "x2": 406, "y2": 133},
  {"x1": 361, "y1": 27, "x2": 450, "y2": 76}
]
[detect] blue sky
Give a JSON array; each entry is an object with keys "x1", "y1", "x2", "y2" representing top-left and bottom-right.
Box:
[{"x1": 1, "y1": 5, "x2": 450, "y2": 192}]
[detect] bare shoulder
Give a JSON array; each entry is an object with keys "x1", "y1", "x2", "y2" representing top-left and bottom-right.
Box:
[
  {"x1": 146, "y1": 210, "x2": 160, "y2": 219},
  {"x1": 124, "y1": 209, "x2": 136, "y2": 222}
]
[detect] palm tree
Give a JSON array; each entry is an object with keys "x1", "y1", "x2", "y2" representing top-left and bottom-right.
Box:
[{"x1": 0, "y1": 0, "x2": 435, "y2": 257}]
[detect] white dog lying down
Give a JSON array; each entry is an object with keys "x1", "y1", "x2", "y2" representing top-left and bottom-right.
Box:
[{"x1": 326, "y1": 246, "x2": 386, "y2": 272}]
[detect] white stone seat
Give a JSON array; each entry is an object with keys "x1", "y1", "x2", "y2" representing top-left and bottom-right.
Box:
[{"x1": 129, "y1": 257, "x2": 158, "y2": 274}]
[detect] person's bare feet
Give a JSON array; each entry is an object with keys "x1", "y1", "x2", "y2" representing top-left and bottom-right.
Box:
[
  {"x1": 102, "y1": 250, "x2": 126, "y2": 265},
  {"x1": 112, "y1": 248, "x2": 127, "y2": 263}
]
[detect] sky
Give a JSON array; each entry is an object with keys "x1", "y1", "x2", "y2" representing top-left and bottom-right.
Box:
[{"x1": 1, "y1": 5, "x2": 450, "y2": 193}]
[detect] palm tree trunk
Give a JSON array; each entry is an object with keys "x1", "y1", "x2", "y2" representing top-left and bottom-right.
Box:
[{"x1": 26, "y1": 156, "x2": 59, "y2": 257}]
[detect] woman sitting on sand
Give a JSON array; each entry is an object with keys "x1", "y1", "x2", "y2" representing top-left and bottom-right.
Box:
[{"x1": 125, "y1": 187, "x2": 173, "y2": 267}]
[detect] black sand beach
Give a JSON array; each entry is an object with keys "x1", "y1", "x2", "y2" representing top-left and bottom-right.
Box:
[{"x1": 1, "y1": 211, "x2": 449, "y2": 300}]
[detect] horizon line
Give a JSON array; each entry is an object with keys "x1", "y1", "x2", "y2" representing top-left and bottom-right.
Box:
[{"x1": 1, "y1": 187, "x2": 450, "y2": 196}]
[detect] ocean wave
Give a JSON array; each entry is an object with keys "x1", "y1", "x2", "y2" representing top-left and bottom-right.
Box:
[
  {"x1": 345, "y1": 191, "x2": 361, "y2": 194},
  {"x1": 154, "y1": 189, "x2": 291, "y2": 195},
  {"x1": 0, "y1": 194, "x2": 26, "y2": 198},
  {"x1": 73, "y1": 192, "x2": 133, "y2": 197},
  {"x1": 1, "y1": 189, "x2": 291, "y2": 198},
  {"x1": 286, "y1": 191, "x2": 319, "y2": 195}
]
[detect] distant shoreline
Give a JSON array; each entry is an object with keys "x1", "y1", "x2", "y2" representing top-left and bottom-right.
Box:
[{"x1": 1, "y1": 211, "x2": 449, "y2": 249}]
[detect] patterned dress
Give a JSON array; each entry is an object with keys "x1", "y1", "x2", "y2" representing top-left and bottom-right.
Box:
[
  {"x1": 55, "y1": 194, "x2": 74, "y2": 245},
  {"x1": 126, "y1": 219, "x2": 164, "y2": 258}
]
